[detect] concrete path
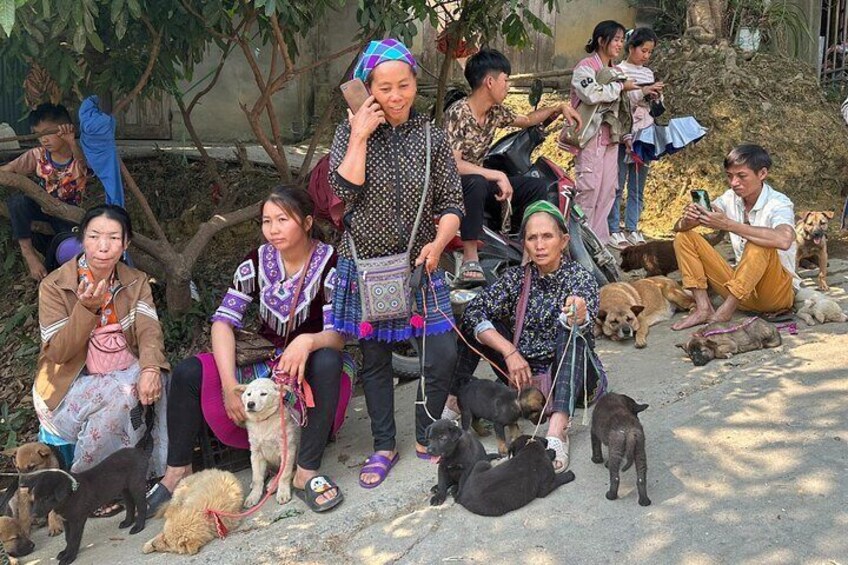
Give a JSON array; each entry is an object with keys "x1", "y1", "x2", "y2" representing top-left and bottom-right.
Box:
[{"x1": 20, "y1": 262, "x2": 848, "y2": 565}]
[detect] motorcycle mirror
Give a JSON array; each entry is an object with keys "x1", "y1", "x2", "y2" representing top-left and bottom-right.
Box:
[{"x1": 529, "y1": 79, "x2": 543, "y2": 109}]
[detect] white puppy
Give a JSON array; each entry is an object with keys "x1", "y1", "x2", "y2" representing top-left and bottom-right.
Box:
[{"x1": 235, "y1": 378, "x2": 300, "y2": 508}]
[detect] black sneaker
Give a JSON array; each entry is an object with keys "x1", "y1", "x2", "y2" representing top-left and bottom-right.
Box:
[{"x1": 146, "y1": 482, "x2": 172, "y2": 518}]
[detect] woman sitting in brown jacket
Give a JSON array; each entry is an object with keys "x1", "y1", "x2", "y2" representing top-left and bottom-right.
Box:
[{"x1": 34, "y1": 205, "x2": 169, "y2": 504}]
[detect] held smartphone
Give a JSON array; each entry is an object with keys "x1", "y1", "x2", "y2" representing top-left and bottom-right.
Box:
[
  {"x1": 340, "y1": 78, "x2": 370, "y2": 113},
  {"x1": 691, "y1": 189, "x2": 712, "y2": 212}
]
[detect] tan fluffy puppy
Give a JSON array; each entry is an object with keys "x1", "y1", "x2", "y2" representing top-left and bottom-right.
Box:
[
  {"x1": 141, "y1": 470, "x2": 243, "y2": 555},
  {"x1": 235, "y1": 378, "x2": 300, "y2": 508},
  {"x1": 2, "y1": 442, "x2": 63, "y2": 536},
  {"x1": 597, "y1": 277, "x2": 694, "y2": 348}
]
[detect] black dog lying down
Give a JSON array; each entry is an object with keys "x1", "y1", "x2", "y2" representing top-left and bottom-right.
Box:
[
  {"x1": 426, "y1": 419, "x2": 489, "y2": 506},
  {"x1": 20, "y1": 447, "x2": 149, "y2": 565},
  {"x1": 458, "y1": 435, "x2": 575, "y2": 517},
  {"x1": 590, "y1": 393, "x2": 651, "y2": 506},
  {"x1": 458, "y1": 379, "x2": 547, "y2": 457}
]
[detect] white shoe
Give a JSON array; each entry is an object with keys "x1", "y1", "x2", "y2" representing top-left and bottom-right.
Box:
[
  {"x1": 627, "y1": 231, "x2": 646, "y2": 245},
  {"x1": 608, "y1": 232, "x2": 630, "y2": 249}
]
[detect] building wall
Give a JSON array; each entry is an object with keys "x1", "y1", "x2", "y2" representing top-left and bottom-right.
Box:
[{"x1": 171, "y1": 1, "x2": 637, "y2": 142}]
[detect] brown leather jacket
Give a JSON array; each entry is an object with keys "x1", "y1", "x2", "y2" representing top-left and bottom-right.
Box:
[{"x1": 36, "y1": 259, "x2": 169, "y2": 410}]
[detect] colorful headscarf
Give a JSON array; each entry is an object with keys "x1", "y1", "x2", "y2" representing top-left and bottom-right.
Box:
[
  {"x1": 520, "y1": 200, "x2": 568, "y2": 234},
  {"x1": 353, "y1": 39, "x2": 418, "y2": 83}
]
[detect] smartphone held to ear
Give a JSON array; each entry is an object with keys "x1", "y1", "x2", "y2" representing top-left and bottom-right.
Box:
[
  {"x1": 690, "y1": 189, "x2": 712, "y2": 212},
  {"x1": 340, "y1": 79, "x2": 370, "y2": 112}
]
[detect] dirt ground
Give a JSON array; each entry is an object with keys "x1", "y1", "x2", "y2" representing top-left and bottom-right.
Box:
[{"x1": 15, "y1": 244, "x2": 848, "y2": 565}]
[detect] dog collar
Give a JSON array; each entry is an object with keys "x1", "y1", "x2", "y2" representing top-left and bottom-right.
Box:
[{"x1": 24, "y1": 468, "x2": 79, "y2": 491}]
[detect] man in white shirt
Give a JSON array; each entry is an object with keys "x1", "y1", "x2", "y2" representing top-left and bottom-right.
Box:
[{"x1": 671, "y1": 144, "x2": 797, "y2": 330}]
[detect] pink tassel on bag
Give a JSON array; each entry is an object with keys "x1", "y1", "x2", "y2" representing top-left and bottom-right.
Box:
[
  {"x1": 359, "y1": 321, "x2": 374, "y2": 338},
  {"x1": 409, "y1": 314, "x2": 424, "y2": 329}
]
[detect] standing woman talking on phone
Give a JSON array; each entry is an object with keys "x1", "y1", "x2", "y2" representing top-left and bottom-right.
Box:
[{"x1": 329, "y1": 39, "x2": 465, "y2": 489}]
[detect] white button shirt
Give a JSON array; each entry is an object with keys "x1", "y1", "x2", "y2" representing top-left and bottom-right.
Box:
[{"x1": 712, "y1": 183, "x2": 800, "y2": 289}]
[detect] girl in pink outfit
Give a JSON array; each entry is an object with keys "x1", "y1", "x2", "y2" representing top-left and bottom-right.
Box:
[{"x1": 570, "y1": 21, "x2": 639, "y2": 245}]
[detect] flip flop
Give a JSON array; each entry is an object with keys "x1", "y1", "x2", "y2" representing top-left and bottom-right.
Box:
[
  {"x1": 546, "y1": 436, "x2": 570, "y2": 474},
  {"x1": 293, "y1": 475, "x2": 344, "y2": 513},
  {"x1": 90, "y1": 501, "x2": 124, "y2": 518},
  {"x1": 456, "y1": 261, "x2": 486, "y2": 288},
  {"x1": 359, "y1": 452, "x2": 400, "y2": 489}
]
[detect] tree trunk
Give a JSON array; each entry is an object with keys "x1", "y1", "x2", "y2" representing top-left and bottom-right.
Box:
[
  {"x1": 165, "y1": 272, "x2": 193, "y2": 315},
  {"x1": 686, "y1": 0, "x2": 725, "y2": 44},
  {"x1": 433, "y1": 30, "x2": 461, "y2": 126}
]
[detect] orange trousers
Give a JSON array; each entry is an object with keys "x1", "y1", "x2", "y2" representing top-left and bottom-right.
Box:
[{"x1": 673, "y1": 230, "x2": 794, "y2": 313}]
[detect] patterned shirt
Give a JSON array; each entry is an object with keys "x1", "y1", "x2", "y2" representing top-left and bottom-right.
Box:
[
  {"x1": 211, "y1": 242, "x2": 338, "y2": 348},
  {"x1": 329, "y1": 113, "x2": 464, "y2": 262},
  {"x1": 443, "y1": 98, "x2": 517, "y2": 167},
  {"x1": 4, "y1": 147, "x2": 89, "y2": 205},
  {"x1": 462, "y1": 259, "x2": 599, "y2": 370}
]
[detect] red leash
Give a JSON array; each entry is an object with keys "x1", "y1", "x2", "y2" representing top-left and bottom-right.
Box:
[{"x1": 204, "y1": 371, "x2": 301, "y2": 538}]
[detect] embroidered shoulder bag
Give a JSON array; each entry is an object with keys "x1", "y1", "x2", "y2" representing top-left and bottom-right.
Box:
[{"x1": 349, "y1": 122, "x2": 431, "y2": 323}]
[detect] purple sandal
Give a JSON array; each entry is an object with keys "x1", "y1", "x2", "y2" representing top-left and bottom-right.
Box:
[{"x1": 359, "y1": 453, "x2": 400, "y2": 489}]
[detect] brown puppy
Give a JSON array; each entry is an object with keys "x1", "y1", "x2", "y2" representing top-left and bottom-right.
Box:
[
  {"x1": 590, "y1": 393, "x2": 651, "y2": 506},
  {"x1": 142, "y1": 469, "x2": 243, "y2": 555},
  {"x1": 2, "y1": 443, "x2": 63, "y2": 536},
  {"x1": 619, "y1": 231, "x2": 725, "y2": 276},
  {"x1": 0, "y1": 516, "x2": 34, "y2": 559},
  {"x1": 676, "y1": 317, "x2": 781, "y2": 366},
  {"x1": 795, "y1": 211, "x2": 833, "y2": 291},
  {"x1": 597, "y1": 277, "x2": 694, "y2": 348}
]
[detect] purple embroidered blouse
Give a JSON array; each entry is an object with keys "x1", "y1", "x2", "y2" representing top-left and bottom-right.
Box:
[{"x1": 211, "y1": 241, "x2": 338, "y2": 348}]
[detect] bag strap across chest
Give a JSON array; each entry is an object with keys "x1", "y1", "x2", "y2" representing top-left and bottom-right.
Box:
[{"x1": 349, "y1": 121, "x2": 432, "y2": 261}]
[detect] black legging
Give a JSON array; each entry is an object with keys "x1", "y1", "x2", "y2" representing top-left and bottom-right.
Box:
[
  {"x1": 460, "y1": 174, "x2": 549, "y2": 240},
  {"x1": 360, "y1": 332, "x2": 457, "y2": 451},
  {"x1": 166, "y1": 347, "x2": 343, "y2": 471}
]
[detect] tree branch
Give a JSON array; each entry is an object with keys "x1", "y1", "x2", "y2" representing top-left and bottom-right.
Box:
[
  {"x1": 119, "y1": 161, "x2": 169, "y2": 242},
  {"x1": 0, "y1": 171, "x2": 163, "y2": 259},
  {"x1": 174, "y1": 96, "x2": 231, "y2": 204},
  {"x1": 181, "y1": 198, "x2": 263, "y2": 267},
  {"x1": 113, "y1": 25, "x2": 163, "y2": 116}
]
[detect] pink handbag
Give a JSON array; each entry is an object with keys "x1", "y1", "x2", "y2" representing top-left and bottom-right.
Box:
[{"x1": 86, "y1": 323, "x2": 137, "y2": 375}]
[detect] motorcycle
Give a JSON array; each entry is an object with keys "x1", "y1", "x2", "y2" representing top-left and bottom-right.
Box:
[{"x1": 391, "y1": 81, "x2": 621, "y2": 379}]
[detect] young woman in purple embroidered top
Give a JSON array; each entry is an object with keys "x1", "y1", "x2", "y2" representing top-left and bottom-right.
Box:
[{"x1": 148, "y1": 187, "x2": 348, "y2": 515}]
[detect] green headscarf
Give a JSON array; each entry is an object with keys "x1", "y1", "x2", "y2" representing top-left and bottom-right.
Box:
[{"x1": 520, "y1": 200, "x2": 568, "y2": 235}]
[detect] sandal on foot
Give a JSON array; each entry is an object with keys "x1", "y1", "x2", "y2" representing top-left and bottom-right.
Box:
[
  {"x1": 456, "y1": 261, "x2": 485, "y2": 287},
  {"x1": 359, "y1": 453, "x2": 399, "y2": 489},
  {"x1": 546, "y1": 436, "x2": 570, "y2": 473},
  {"x1": 91, "y1": 501, "x2": 124, "y2": 518},
  {"x1": 293, "y1": 475, "x2": 344, "y2": 513}
]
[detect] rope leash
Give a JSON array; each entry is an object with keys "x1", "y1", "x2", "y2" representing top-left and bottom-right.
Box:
[{"x1": 204, "y1": 368, "x2": 301, "y2": 538}]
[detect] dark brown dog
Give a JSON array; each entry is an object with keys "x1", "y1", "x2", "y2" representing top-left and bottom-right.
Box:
[
  {"x1": 425, "y1": 419, "x2": 489, "y2": 506},
  {"x1": 795, "y1": 211, "x2": 833, "y2": 291},
  {"x1": 2, "y1": 442, "x2": 64, "y2": 537},
  {"x1": 0, "y1": 516, "x2": 34, "y2": 559},
  {"x1": 457, "y1": 379, "x2": 546, "y2": 457},
  {"x1": 20, "y1": 447, "x2": 148, "y2": 565},
  {"x1": 457, "y1": 435, "x2": 575, "y2": 516},
  {"x1": 620, "y1": 231, "x2": 725, "y2": 276},
  {"x1": 591, "y1": 393, "x2": 651, "y2": 506},
  {"x1": 676, "y1": 317, "x2": 781, "y2": 366}
]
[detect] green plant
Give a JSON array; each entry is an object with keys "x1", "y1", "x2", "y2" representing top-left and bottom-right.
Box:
[
  {"x1": 626, "y1": 0, "x2": 689, "y2": 39},
  {"x1": 0, "y1": 401, "x2": 30, "y2": 450},
  {"x1": 726, "y1": 0, "x2": 813, "y2": 56}
]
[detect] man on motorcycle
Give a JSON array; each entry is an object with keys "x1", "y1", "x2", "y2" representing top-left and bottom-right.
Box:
[{"x1": 443, "y1": 48, "x2": 582, "y2": 287}]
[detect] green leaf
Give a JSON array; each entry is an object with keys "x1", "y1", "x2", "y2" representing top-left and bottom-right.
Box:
[
  {"x1": 88, "y1": 31, "x2": 104, "y2": 52},
  {"x1": 111, "y1": 0, "x2": 124, "y2": 23},
  {"x1": 126, "y1": 0, "x2": 141, "y2": 18},
  {"x1": 0, "y1": 0, "x2": 16, "y2": 36},
  {"x1": 41, "y1": 0, "x2": 51, "y2": 19}
]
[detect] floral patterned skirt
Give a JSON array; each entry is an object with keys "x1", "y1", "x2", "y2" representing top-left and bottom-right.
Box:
[
  {"x1": 33, "y1": 363, "x2": 168, "y2": 477},
  {"x1": 332, "y1": 257, "x2": 455, "y2": 343}
]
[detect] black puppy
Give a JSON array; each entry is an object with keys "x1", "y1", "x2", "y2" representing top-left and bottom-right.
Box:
[
  {"x1": 458, "y1": 379, "x2": 547, "y2": 457},
  {"x1": 425, "y1": 419, "x2": 489, "y2": 506},
  {"x1": 590, "y1": 393, "x2": 651, "y2": 506},
  {"x1": 20, "y1": 447, "x2": 149, "y2": 565},
  {"x1": 457, "y1": 435, "x2": 575, "y2": 517}
]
